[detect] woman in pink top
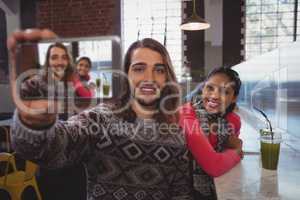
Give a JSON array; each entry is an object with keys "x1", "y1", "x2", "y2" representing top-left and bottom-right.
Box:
[
  {"x1": 179, "y1": 66, "x2": 243, "y2": 200},
  {"x1": 74, "y1": 56, "x2": 95, "y2": 97}
]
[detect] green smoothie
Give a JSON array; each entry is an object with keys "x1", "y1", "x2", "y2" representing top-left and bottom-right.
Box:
[
  {"x1": 103, "y1": 84, "x2": 110, "y2": 96},
  {"x1": 96, "y1": 78, "x2": 101, "y2": 88},
  {"x1": 260, "y1": 141, "x2": 280, "y2": 170}
]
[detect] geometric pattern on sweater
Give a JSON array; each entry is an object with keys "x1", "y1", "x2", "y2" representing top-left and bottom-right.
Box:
[{"x1": 12, "y1": 104, "x2": 195, "y2": 200}]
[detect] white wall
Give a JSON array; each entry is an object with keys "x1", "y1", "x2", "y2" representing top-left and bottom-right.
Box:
[
  {"x1": 205, "y1": 0, "x2": 222, "y2": 46},
  {"x1": 205, "y1": 42, "x2": 222, "y2": 73},
  {"x1": 204, "y1": 0, "x2": 223, "y2": 74}
]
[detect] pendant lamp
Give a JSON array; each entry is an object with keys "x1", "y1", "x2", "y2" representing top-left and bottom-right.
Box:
[{"x1": 181, "y1": 0, "x2": 210, "y2": 31}]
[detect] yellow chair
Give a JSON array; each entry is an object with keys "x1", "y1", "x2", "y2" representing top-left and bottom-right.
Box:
[{"x1": 0, "y1": 153, "x2": 42, "y2": 200}]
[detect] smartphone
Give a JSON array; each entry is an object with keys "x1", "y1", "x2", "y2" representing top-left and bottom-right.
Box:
[{"x1": 14, "y1": 36, "x2": 123, "y2": 102}]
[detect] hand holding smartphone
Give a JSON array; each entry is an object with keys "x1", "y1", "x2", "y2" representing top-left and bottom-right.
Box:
[
  {"x1": 8, "y1": 29, "x2": 58, "y2": 128},
  {"x1": 8, "y1": 29, "x2": 122, "y2": 128}
]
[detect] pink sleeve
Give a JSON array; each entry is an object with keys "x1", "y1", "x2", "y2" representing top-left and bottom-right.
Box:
[
  {"x1": 179, "y1": 103, "x2": 241, "y2": 177},
  {"x1": 72, "y1": 77, "x2": 93, "y2": 98},
  {"x1": 226, "y1": 112, "x2": 241, "y2": 137}
]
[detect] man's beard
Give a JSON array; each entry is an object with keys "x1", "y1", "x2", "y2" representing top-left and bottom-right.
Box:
[
  {"x1": 50, "y1": 66, "x2": 66, "y2": 80},
  {"x1": 132, "y1": 81, "x2": 161, "y2": 108},
  {"x1": 136, "y1": 96, "x2": 160, "y2": 108}
]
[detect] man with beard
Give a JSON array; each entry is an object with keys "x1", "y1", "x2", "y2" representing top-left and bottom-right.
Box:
[{"x1": 9, "y1": 29, "x2": 194, "y2": 200}]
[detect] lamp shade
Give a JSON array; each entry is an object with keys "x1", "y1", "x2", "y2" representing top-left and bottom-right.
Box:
[
  {"x1": 181, "y1": 0, "x2": 210, "y2": 31},
  {"x1": 181, "y1": 13, "x2": 210, "y2": 31}
]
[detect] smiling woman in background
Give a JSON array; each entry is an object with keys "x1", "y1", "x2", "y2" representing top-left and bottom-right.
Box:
[
  {"x1": 75, "y1": 56, "x2": 96, "y2": 96},
  {"x1": 179, "y1": 66, "x2": 243, "y2": 199}
]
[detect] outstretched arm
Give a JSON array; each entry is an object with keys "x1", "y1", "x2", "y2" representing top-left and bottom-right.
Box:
[
  {"x1": 8, "y1": 29, "x2": 102, "y2": 169},
  {"x1": 11, "y1": 105, "x2": 112, "y2": 169}
]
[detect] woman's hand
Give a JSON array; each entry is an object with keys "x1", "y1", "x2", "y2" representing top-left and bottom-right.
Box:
[
  {"x1": 8, "y1": 29, "x2": 58, "y2": 129},
  {"x1": 226, "y1": 135, "x2": 243, "y2": 157},
  {"x1": 88, "y1": 82, "x2": 96, "y2": 90}
]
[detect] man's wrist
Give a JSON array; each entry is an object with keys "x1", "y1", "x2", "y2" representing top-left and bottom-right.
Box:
[{"x1": 19, "y1": 114, "x2": 56, "y2": 130}]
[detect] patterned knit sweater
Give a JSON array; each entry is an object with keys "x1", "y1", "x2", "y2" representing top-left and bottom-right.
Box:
[{"x1": 11, "y1": 104, "x2": 195, "y2": 200}]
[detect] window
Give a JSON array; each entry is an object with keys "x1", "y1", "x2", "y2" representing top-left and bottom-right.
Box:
[
  {"x1": 122, "y1": 0, "x2": 183, "y2": 80},
  {"x1": 245, "y1": 0, "x2": 299, "y2": 60}
]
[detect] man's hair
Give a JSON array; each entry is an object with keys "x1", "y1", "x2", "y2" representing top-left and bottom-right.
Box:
[
  {"x1": 116, "y1": 38, "x2": 180, "y2": 123},
  {"x1": 43, "y1": 42, "x2": 74, "y2": 82},
  {"x1": 76, "y1": 56, "x2": 92, "y2": 68}
]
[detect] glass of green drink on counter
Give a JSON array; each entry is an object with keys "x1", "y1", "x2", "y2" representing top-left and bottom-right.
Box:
[
  {"x1": 260, "y1": 129, "x2": 282, "y2": 170},
  {"x1": 103, "y1": 84, "x2": 110, "y2": 96},
  {"x1": 102, "y1": 73, "x2": 110, "y2": 96},
  {"x1": 95, "y1": 78, "x2": 101, "y2": 88}
]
